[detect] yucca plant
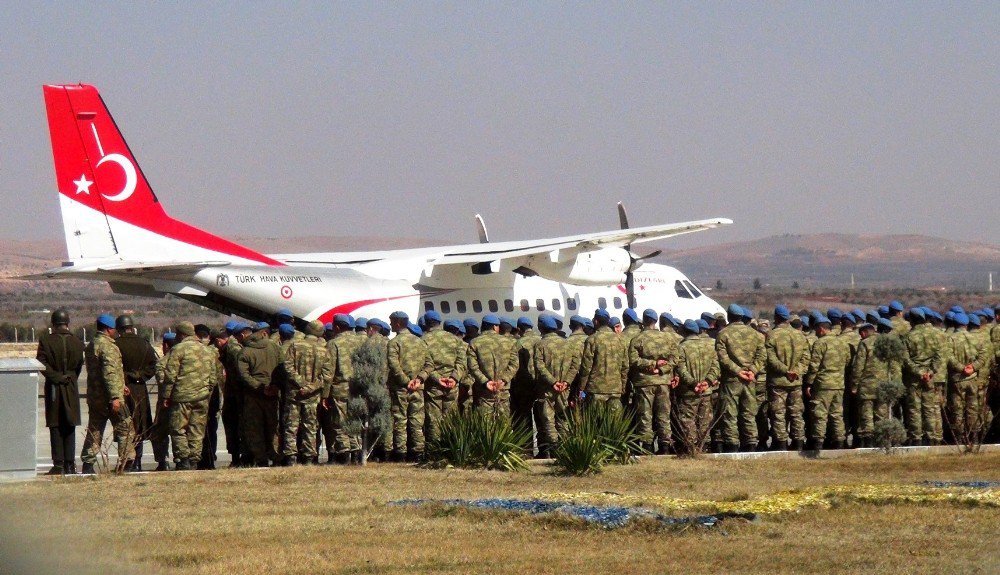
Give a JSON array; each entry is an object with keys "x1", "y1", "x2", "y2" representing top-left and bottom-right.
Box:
[
  {"x1": 553, "y1": 402, "x2": 644, "y2": 475},
  {"x1": 426, "y1": 409, "x2": 531, "y2": 471}
]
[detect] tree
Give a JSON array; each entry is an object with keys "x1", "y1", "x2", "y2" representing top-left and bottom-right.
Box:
[
  {"x1": 344, "y1": 338, "x2": 392, "y2": 465},
  {"x1": 753, "y1": 278, "x2": 762, "y2": 290},
  {"x1": 792, "y1": 281, "x2": 800, "y2": 289},
  {"x1": 715, "y1": 280, "x2": 723, "y2": 290}
]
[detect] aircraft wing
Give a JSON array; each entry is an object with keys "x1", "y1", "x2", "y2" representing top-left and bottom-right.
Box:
[
  {"x1": 18, "y1": 260, "x2": 230, "y2": 280},
  {"x1": 272, "y1": 217, "x2": 732, "y2": 266}
]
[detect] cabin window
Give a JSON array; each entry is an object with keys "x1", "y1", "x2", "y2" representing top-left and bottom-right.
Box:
[
  {"x1": 613, "y1": 297, "x2": 623, "y2": 309},
  {"x1": 472, "y1": 300, "x2": 483, "y2": 313},
  {"x1": 674, "y1": 280, "x2": 694, "y2": 299},
  {"x1": 488, "y1": 300, "x2": 499, "y2": 313},
  {"x1": 567, "y1": 298, "x2": 578, "y2": 311},
  {"x1": 424, "y1": 301, "x2": 435, "y2": 312},
  {"x1": 504, "y1": 299, "x2": 514, "y2": 312},
  {"x1": 440, "y1": 301, "x2": 451, "y2": 314},
  {"x1": 456, "y1": 300, "x2": 467, "y2": 313},
  {"x1": 536, "y1": 299, "x2": 545, "y2": 311},
  {"x1": 597, "y1": 297, "x2": 608, "y2": 310},
  {"x1": 520, "y1": 299, "x2": 530, "y2": 312},
  {"x1": 552, "y1": 299, "x2": 562, "y2": 311}
]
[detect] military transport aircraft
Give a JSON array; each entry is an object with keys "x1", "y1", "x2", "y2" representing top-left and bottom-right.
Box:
[{"x1": 30, "y1": 84, "x2": 731, "y2": 325}]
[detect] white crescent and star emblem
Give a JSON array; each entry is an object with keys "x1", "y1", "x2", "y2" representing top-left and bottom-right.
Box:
[
  {"x1": 95, "y1": 153, "x2": 138, "y2": 202},
  {"x1": 73, "y1": 174, "x2": 93, "y2": 195}
]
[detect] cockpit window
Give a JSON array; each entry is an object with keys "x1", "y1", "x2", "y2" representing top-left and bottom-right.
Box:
[
  {"x1": 683, "y1": 280, "x2": 703, "y2": 298},
  {"x1": 674, "y1": 280, "x2": 694, "y2": 299}
]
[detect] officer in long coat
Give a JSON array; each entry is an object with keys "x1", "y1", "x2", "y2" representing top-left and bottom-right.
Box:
[{"x1": 36, "y1": 309, "x2": 85, "y2": 475}]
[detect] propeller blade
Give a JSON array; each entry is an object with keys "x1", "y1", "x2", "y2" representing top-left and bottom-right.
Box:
[
  {"x1": 474, "y1": 214, "x2": 490, "y2": 244},
  {"x1": 625, "y1": 271, "x2": 636, "y2": 309},
  {"x1": 637, "y1": 249, "x2": 662, "y2": 261},
  {"x1": 617, "y1": 202, "x2": 629, "y2": 230}
]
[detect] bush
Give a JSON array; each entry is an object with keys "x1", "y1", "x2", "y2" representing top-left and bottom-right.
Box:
[
  {"x1": 426, "y1": 410, "x2": 531, "y2": 472},
  {"x1": 553, "y1": 403, "x2": 644, "y2": 476},
  {"x1": 876, "y1": 379, "x2": 905, "y2": 406},
  {"x1": 874, "y1": 418, "x2": 907, "y2": 451},
  {"x1": 345, "y1": 339, "x2": 392, "y2": 463}
]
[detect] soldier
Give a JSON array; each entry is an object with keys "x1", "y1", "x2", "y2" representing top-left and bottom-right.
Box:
[
  {"x1": 220, "y1": 322, "x2": 249, "y2": 467},
  {"x1": 195, "y1": 327, "x2": 225, "y2": 469},
  {"x1": 578, "y1": 309, "x2": 629, "y2": 412},
  {"x1": 564, "y1": 316, "x2": 589, "y2": 403},
  {"x1": 387, "y1": 312, "x2": 430, "y2": 462},
  {"x1": 628, "y1": 308, "x2": 679, "y2": 453},
  {"x1": 80, "y1": 315, "x2": 134, "y2": 474},
  {"x1": 533, "y1": 315, "x2": 579, "y2": 458},
  {"x1": 468, "y1": 314, "x2": 519, "y2": 417},
  {"x1": 37, "y1": 309, "x2": 85, "y2": 475},
  {"x1": 422, "y1": 313, "x2": 467, "y2": 445},
  {"x1": 838, "y1": 313, "x2": 861, "y2": 447},
  {"x1": 944, "y1": 313, "x2": 986, "y2": 443},
  {"x1": 673, "y1": 320, "x2": 720, "y2": 455},
  {"x1": 323, "y1": 314, "x2": 364, "y2": 464},
  {"x1": 715, "y1": 304, "x2": 766, "y2": 452},
  {"x1": 849, "y1": 321, "x2": 896, "y2": 447},
  {"x1": 363, "y1": 318, "x2": 392, "y2": 461},
  {"x1": 888, "y1": 300, "x2": 911, "y2": 337},
  {"x1": 279, "y1": 321, "x2": 331, "y2": 465},
  {"x1": 463, "y1": 318, "x2": 480, "y2": 343},
  {"x1": 900, "y1": 308, "x2": 945, "y2": 445},
  {"x1": 161, "y1": 322, "x2": 220, "y2": 470},
  {"x1": 499, "y1": 317, "x2": 516, "y2": 338},
  {"x1": 511, "y1": 317, "x2": 541, "y2": 432},
  {"x1": 114, "y1": 315, "x2": 157, "y2": 471},
  {"x1": 150, "y1": 332, "x2": 176, "y2": 470},
  {"x1": 751, "y1": 316, "x2": 770, "y2": 450},
  {"x1": 354, "y1": 317, "x2": 369, "y2": 334},
  {"x1": 238, "y1": 322, "x2": 284, "y2": 466},
  {"x1": 766, "y1": 306, "x2": 810, "y2": 451},
  {"x1": 804, "y1": 315, "x2": 852, "y2": 452}
]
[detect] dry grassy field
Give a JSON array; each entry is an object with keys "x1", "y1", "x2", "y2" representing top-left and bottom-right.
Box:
[{"x1": 2, "y1": 452, "x2": 999, "y2": 575}]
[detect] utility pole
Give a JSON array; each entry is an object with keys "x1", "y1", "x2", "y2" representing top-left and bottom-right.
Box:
[
  {"x1": 990, "y1": 272, "x2": 994, "y2": 292},
  {"x1": 850, "y1": 273, "x2": 855, "y2": 291}
]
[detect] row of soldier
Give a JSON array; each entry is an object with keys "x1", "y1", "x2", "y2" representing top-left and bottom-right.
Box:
[{"x1": 36, "y1": 300, "x2": 1000, "y2": 473}]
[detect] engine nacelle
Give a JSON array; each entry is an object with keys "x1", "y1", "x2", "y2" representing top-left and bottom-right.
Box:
[{"x1": 521, "y1": 247, "x2": 631, "y2": 286}]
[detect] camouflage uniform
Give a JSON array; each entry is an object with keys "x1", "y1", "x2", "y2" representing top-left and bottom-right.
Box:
[
  {"x1": 150, "y1": 349, "x2": 171, "y2": 464},
  {"x1": 511, "y1": 329, "x2": 542, "y2": 431},
  {"x1": 752, "y1": 330, "x2": 769, "y2": 447},
  {"x1": 804, "y1": 332, "x2": 852, "y2": 446},
  {"x1": 891, "y1": 316, "x2": 911, "y2": 338},
  {"x1": 80, "y1": 332, "x2": 135, "y2": 465},
  {"x1": 579, "y1": 325, "x2": 629, "y2": 411},
  {"x1": 282, "y1": 332, "x2": 332, "y2": 460},
  {"x1": 324, "y1": 331, "x2": 364, "y2": 455},
  {"x1": 627, "y1": 327, "x2": 679, "y2": 448},
  {"x1": 220, "y1": 336, "x2": 245, "y2": 462},
  {"x1": 947, "y1": 330, "x2": 987, "y2": 440},
  {"x1": 387, "y1": 330, "x2": 431, "y2": 456},
  {"x1": 715, "y1": 323, "x2": 766, "y2": 448},
  {"x1": 564, "y1": 331, "x2": 589, "y2": 400},
  {"x1": 838, "y1": 328, "x2": 861, "y2": 443},
  {"x1": 237, "y1": 332, "x2": 284, "y2": 465},
  {"x1": 422, "y1": 326, "x2": 467, "y2": 445},
  {"x1": 163, "y1": 336, "x2": 220, "y2": 465},
  {"x1": 533, "y1": 332, "x2": 580, "y2": 454},
  {"x1": 620, "y1": 323, "x2": 643, "y2": 408},
  {"x1": 766, "y1": 323, "x2": 810, "y2": 446},
  {"x1": 673, "y1": 334, "x2": 720, "y2": 453},
  {"x1": 467, "y1": 330, "x2": 519, "y2": 416},
  {"x1": 850, "y1": 334, "x2": 902, "y2": 441},
  {"x1": 901, "y1": 323, "x2": 945, "y2": 443}
]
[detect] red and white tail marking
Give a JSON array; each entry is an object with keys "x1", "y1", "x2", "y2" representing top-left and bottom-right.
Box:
[{"x1": 43, "y1": 84, "x2": 282, "y2": 266}]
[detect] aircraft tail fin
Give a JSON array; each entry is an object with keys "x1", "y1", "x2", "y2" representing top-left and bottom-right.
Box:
[{"x1": 42, "y1": 84, "x2": 281, "y2": 266}]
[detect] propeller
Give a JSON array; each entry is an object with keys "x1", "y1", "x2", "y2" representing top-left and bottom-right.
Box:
[{"x1": 617, "y1": 202, "x2": 662, "y2": 308}]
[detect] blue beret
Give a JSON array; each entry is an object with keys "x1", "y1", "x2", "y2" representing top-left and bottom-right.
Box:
[
  {"x1": 670, "y1": 317, "x2": 682, "y2": 328},
  {"x1": 555, "y1": 317, "x2": 564, "y2": 329},
  {"x1": 661, "y1": 312, "x2": 675, "y2": 322},
  {"x1": 416, "y1": 316, "x2": 427, "y2": 329},
  {"x1": 909, "y1": 307, "x2": 925, "y2": 320},
  {"x1": 224, "y1": 320, "x2": 240, "y2": 333},
  {"x1": 370, "y1": 318, "x2": 389, "y2": 331},
  {"x1": 774, "y1": 305, "x2": 790, "y2": 320},
  {"x1": 609, "y1": 317, "x2": 621, "y2": 327},
  {"x1": 323, "y1": 322, "x2": 334, "y2": 332},
  {"x1": 858, "y1": 322, "x2": 874, "y2": 331},
  {"x1": 968, "y1": 313, "x2": 981, "y2": 327},
  {"x1": 463, "y1": 318, "x2": 479, "y2": 329},
  {"x1": 96, "y1": 314, "x2": 115, "y2": 329},
  {"x1": 726, "y1": 304, "x2": 742, "y2": 316},
  {"x1": 742, "y1": 308, "x2": 754, "y2": 320},
  {"x1": 945, "y1": 311, "x2": 956, "y2": 321},
  {"x1": 877, "y1": 317, "x2": 894, "y2": 330},
  {"x1": 443, "y1": 319, "x2": 463, "y2": 332},
  {"x1": 700, "y1": 311, "x2": 714, "y2": 322},
  {"x1": 623, "y1": 308, "x2": 639, "y2": 323},
  {"x1": 406, "y1": 323, "x2": 423, "y2": 336},
  {"x1": 333, "y1": 314, "x2": 354, "y2": 328},
  {"x1": 852, "y1": 309, "x2": 865, "y2": 320},
  {"x1": 424, "y1": 310, "x2": 442, "y2": 323},
  {"x1": 593, "y1": 309, "x2": 611, "y2": 320},
  {"x1": 954, "y1": 312, "x2": 969, "y2": 326},
  {"x1": 949, "y1": 305, "x2": 965, "y2": 314},
  {"x1": 582, "y1": 319, "x2": 594, "y2": 329},
  {"x1": 877, "y1": 305, "x2": 890, "y2": 317},
  {"x1": 827, "y1": 308, "x2": 843, "y2": 321},
  {"x1": 866, "y1": 310, "x2": 880, "y2": 323},
  {"x1": 255, "y1": 321, "x2": 270, "y2": 331},
  {"x1": 482, "y1": 314, "x2": 500, "y2": 326},
  {"x1": 499, "y1": 317, "x2": 515, "y2": 328},
  {"x1": 162, "y1": 331, "x2": 176, "y2": 342},
  {"x1": 683, "y1": 319, "x2": 700, "y2": 333},
  {"x1": 276, "y1": 308, "x2": 293, "y2": 319},
  {"x1": 538, "y1": 315, "x2": 558, "y2": 330},
  {"x1": 800, "y1": 315, "x2": 811, "y2": 328},
  {"x1": 517, "y1": 316, "x2": 533, "y2": 328},
  {"x1": 389, "y1": 311, "x2": 408, "y2": 321},
  {"x1": 889, "y1": 300, "x2": 904, "y2": 312},
  {"x1": 696, "y1": 318, "x2": 710, "y2": 331},
  {"x1": 278, "y1": 324, "x2": 295, "y2": 336},
  {"x1": 841, "y1": 313, "x2": 856, "y2": 325},
  {"x1": 815, "y1": 315, "x2": 832, "y2": 326},
  {"x1": 974, "y1": 309, "x2": 991, "y2": 318},
  {"x1": 569, "y1": 315, "x2": 587, "y2": 327},
  {"x1": 642, "y1": 308, "x2": 658, "y2": 321},
  {"x1": 354, "y1": 316, "x2": 368, "y2": 327}
]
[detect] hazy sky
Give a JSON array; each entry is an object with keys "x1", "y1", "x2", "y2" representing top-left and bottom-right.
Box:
[{"x1": 2, "y1": 3, "x2": 997, "y2": 250}]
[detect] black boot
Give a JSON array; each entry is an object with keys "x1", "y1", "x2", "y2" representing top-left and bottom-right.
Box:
[
  {"x1": 711, "y1": 441, "x2": 724, "y2": 453},
  {"x1": 740, "y1": 444, "x2": 756, "y2": 453},
  {"x1": 789, "y1": 439, "x2": 803, "y2": 452},
  {"x1": 723, "y1": 443, "x2": 739, "y2": 453},
  {"x1": 46, "y1": 464, "x2": 64, "y2": 476},
  {"x1": 155, "y1": 461, "x2": 169, "y2": 472},
  {"x1": 131, "y1": 459, "x2": 142, "y2": 472},
  {"x1": 370, "y1": 446, "x2": 385, "y2": 463},
  {"x1": 835, "y1": 440, "x2": 846, "y2": 450},
  {"x1": 655, "y1": 442, "x2": 671, "y2": 456},
  {"x1": 175, "y1": 460, "x2": 191, "y2": 471},
  {"x1": 65, "y1": 462, "x2": 77, "y2": 475},
  {"x1": 350, "y1": 450, "x2": 362, "y2": 465},
  {"x1": 770, "y1": 440, "x2": 786, "y2": 452},
  {"x1": 334, "y1": 452, "x2": 351, "y2": 465},
  {"x1": 756, "y1": 440, "x2": 768, "y2": 452},
  {"x1": 281, "y1": 457, "x2": 295, "y2": 467},
  {"x1": 81, "y1": 462, "x2": 95, "y2": 475}
]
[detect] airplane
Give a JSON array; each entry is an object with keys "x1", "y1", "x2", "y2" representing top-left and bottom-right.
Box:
[{"x1": 29, "y1": 84, "x2": 732, "y2": 327}]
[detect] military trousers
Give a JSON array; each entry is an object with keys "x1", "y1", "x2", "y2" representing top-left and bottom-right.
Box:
[
  {"x1": 282, "y1": 393, "x2": 320, "y2": 458},
  {"x1": 390, "y1": 385, "x2": 425, "y2": 455},
  {"x1": 855, "y1": 397, "x2": 887, "y2": 438},
  {"x1": 149, "y1": 385, "x2": 170, "y2": 463},
  {"x1": 633, "y1": 384, "x2": 671, "y2": 445},
  {"x1": 509, "y1": 379, "x2": 535, "y2": 434},
  {"x1": 221, "y1": 390, "x2": 243, "y2": 458},
  {"x1": 583, "y1": 393, "x2": 623, "y2": 414},
  {"x1": 808, "y1": 388, "x2": 845, "y2": 444},
  {"x1": 80, "y1": 397, "x2": 136, "y2": 465},
  {"x1": 768, "y1": 385, "x2": 805, "y2": 443},
  {"x1": 243, "y1": 393, "x2": 279, "y2": 465},
  {"x1": 718, "y1": 379, "x2": 757, "y2": 447},
  {"x1": 169, "y1": 399, "x2": 209, "y2": 463},
  {"x1": 947, "y1": 380, "x2": 983, "y2": 441},
  {"x1": 534, "y1": 390, "x2": 570, "y2": 452},
  {"x1": 673, "y1": 392, "x2": 713, "y2": 453},
  {"x1": 754, "y1": 379, "x2": 769, "y2": 447},
  {"x1": 903, "y1": 379, "x2": 942, "y2": 442},
  {"x1": 424, "y1": 387, "x2": 458, "y2": 447},
  {"x1": 200, "y1": 386, "x2": 220, "y2": 468},
  {"x1": 473, "y1": 385, "x2": 512, "y2": 418}
]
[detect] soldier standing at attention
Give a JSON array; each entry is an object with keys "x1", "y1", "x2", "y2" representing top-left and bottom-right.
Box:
[
  {"x1": 387, "y1": 312, "x2": 430, "y2": 462},
  {"x1": 888, "y1": 300, "x2": 911, "y2": 337},
  {"x1": 766, "y1": 306, "x2": 810, "y2": 452},
  {"x1": 114, "y1": 315, "x2": 157, "y2": 471},
  {"x1": 673, "y1": 320, "x2": 720, "y2": 455},
  {"x1": 162, "y1": 322, "x2": 220, "y2": 471},
  {"x1": 715, "y1": 304, "x2": 766, "y2": 452},
  {"x1": 80, "y1": 315, "x2": 134, "y2": 474},
  {"x1": 564, "y1": 316, "x2": 590, "y2": 404},
  {"x1": 468, "y1": 314, "x2": 519, "y2": 417},
  {"x1": 579, "y1": 309, "x2": 629, "y2": 412},
  {"x1": 37, "y1": 309, "x2": 85, "y2": 475},
  {"x1": 620, "y1": 308, "x2": 643, "y2": 411},
  {"x1": 151, "y1": 332, "x2": 176, "y2": 470},
  {"x1": 422, "y1": 313, "x2": 467, "y2": 446},
  {"x1": 751, "y1": 316, "x2": 770, "y2": 450},
  {"x1": 533, "y1": 315, "x2": 579, "y2": 458},
  {"x1": 850, "y1": 320, "x2": 900, "y2": 447},
  {"x1": 804, "y1": 315, "x2": 852, "y2": 452},
  {"x1": 511, "y1": 317, "x2": 541, "y2": 432},
  {"x1": 627, "y1": 308, "x2": 678, "y2": 454},
  {"x1": 220, "y1": 322, "x2": 248, "y2": 467},
  {"x1": 900, "y1": 308, "x2": 944, "y2": 445},
  {"x1": 946, "y1": 313, "x2": 986, "y2": 442},
  {"x1": 238, "y1": 322, "x2": 284, "y2": 467},
  {"x1": 838, "y1": 313, "x2": 861, "y2": 447},
  {"x1": 324, "y1": 314, "x2": 363, "y2": 464},
  {"x1": 281, "y1": 320, "x2": 331, "y2": 465}
]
